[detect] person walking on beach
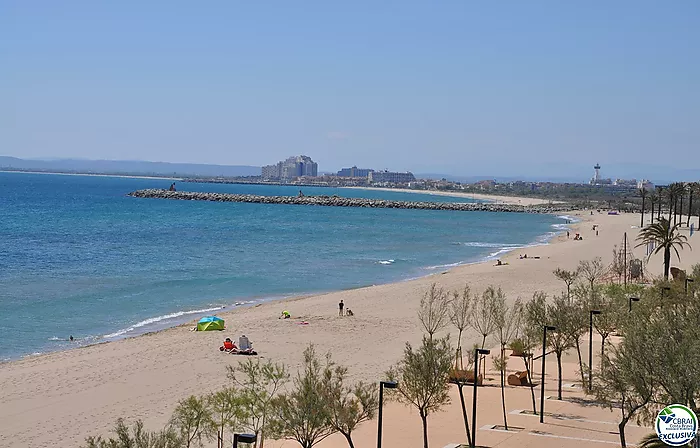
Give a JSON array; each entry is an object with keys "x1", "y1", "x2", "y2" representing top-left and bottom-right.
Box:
[
  {"x1": 567, "y1": 231, "x2": 570, "y2": 239},
  {"x1": 338, "y1": 300, "x2": 344, "y2": 316}
]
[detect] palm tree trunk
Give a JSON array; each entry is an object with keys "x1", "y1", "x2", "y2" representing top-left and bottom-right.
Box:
[
  {"x1": 664, "y1": 246, "x2": 671, "y2": 280},
  {"x1": 651, "y1": 200, "x2": 654, "y2": 224},
  {"x1": 688, "y1": 190, "x2": 693, "y2": 227},
  {"x1": 680, "y1": 195, "x2": 684, "y2": 226},
  {"x1": 641, "y1": 194, "x2": 646, "y2": 227}
]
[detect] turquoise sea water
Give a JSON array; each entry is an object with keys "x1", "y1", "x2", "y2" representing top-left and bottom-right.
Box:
[{"x1": 0, "y1": 172, "x2": 567, "y2": 360}]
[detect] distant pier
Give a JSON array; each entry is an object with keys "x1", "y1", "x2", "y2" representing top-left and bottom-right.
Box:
[{"x1": 128, "y1": 189, "x2": 573, "y2": 214}]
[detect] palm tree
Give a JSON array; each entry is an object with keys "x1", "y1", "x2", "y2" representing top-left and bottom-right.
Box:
[
  {"x1": 669, "y1": 182, "x2": 686, "y2": 225},
  {"x1": 636, "y1": 218, "x2": 691, "y2": 280},
  {"x1": 649, "y1": 191, "x2": 657, "y2": 224},
  {"x1": 688, "y1": 182, "x2": 698, "y2": 227},
  {"x1": 656, "y1": 186, "x2": 664, "y2": 220},
  {"x1": 638, "y1": 187, "x2": 647, "y2": 227}
]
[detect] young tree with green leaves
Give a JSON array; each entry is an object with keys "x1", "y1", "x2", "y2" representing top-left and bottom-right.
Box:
[
  {"x1": 386, "y1": 335, "x2": 453, "y2": 448},
  {"x1": 525, "y1": 292, "x2": 575, "y2": 400},
  {"x1": 83, "y1": 419, "x2": 182, "y2": 448},
  {"x1": 418, "y1": 283, "x2": 450, "y2": 340},
  {"x1": 578, "y1": 257, "x2": 606, "y2": 292},
  {"x1": 553, "y1": 267, "x2": 579, "y2": 303},
  {"x1": 593, "y1": 340, "x2": 655, "y2": 448},
  {"x1": 170, "y1": 396, "x2": 211, "y2": 448},
  {"x1": 449, "y1": 284, "x2": 473, "y2": 360},
  {"x1": 320, "y1": 359, "x2": 378, "y2": 448},
  {"x1": 227, "y1": 359, "x2": 289, "y2": 448},
  {"x1": 470, "y1": 286, "x2": 500, "y2": 350},
  {"x1": 492, "y1": 295, "x2": 522, "y2": 430},
  {"x1": 274, "y1": 345, "x2": 335, "y2": 448},
  {"x1": 205, "y1": 387, "x2": 246, "y2": 448}
]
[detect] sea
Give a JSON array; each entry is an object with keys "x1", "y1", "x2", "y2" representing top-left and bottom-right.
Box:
[{"x1": 0, "y1": 172, "x2": 570, "y2": 361}]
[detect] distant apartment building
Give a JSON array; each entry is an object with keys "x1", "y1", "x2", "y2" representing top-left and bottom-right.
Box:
[
  {"x1": 337, "y1": 166, "x2": 374, "y2": 178},
  {"x1": 262, "y1": 155, "x2": 318, "y2": 181},
  {"x1": 369, "y1": 170, "x2": 416, "y2": 184}
]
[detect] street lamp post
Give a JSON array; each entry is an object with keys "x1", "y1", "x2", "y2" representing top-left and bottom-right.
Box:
[
  {"x1": 539, "y1": 325, "x2": 556, "y2": 423},
  {"x1": 233, "y1": 433, "x2": 256, "y2": 448},
  {"x1": 588, "y1": 310, "x2": 601, "y2": 391},
  {"x1": 686, "y1": 278, "x2": 694, "y2": 294},
  {"x1": 471, "y1": 348, "x2": 490, "y2": 448},
  {"x1": 628, "y1": 297, "x2": 640, "y2": 312},
  {"x1": 377, "y1": 380, "x2": 398, "y2": 448}
]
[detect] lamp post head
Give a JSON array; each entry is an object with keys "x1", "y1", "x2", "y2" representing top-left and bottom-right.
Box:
[
  {"x1": 476, "y1": 348, "x2": 490, "y2": 355},
  {"x1": 380, "y1": 380, "x2": 398, "y2": 389},
  {"x1": 630, "y1": 297, "x2": 640, "y2": 302},
  {"x1": 235, "y1": 433, "x2": 257, "y2": 444},
  {"x1": 590, "y1": 310, "x2": 602, "y2": 315},
  {"x1": 663, "y1": 286, "x2": 671, "y2": 291},
  {"x1": 545, "y1": 325, "x2": 556, "y2": 331},
  {"x1": 688, "y1": 278, "x2": 695, "y2": 283}
]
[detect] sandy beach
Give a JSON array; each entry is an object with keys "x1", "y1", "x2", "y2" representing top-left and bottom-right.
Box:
[{"x1": 1, "y1": 209, "x2": 698, "y2": 448}]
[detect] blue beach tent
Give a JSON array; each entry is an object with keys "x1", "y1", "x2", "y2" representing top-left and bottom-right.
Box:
[{"x1": 197, "y1": 316, "x2": 225, "y2": 331}]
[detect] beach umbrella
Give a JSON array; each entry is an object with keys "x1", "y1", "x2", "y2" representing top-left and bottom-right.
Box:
[{"x1": 197, "y1": 316, "x2": 225, "y2": 331}]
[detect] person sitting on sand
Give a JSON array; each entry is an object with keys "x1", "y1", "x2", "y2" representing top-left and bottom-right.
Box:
[
  {"x1": 346, "y1": 308, "x2": 354, "y2": 316},
  {"x1": 280, "y1": 310, "x2": 291, "y2": 319},
  {"x1": 496, "y1": 259, "x2": 502, "y2": 266},
  {"x1": 220, "y1": 338, "x2": 237, "y2": 352}
]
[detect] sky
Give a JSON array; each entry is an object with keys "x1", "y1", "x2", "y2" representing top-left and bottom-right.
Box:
[{"x1": 2, "y1": 1, "x2": 699, "y2": 179}]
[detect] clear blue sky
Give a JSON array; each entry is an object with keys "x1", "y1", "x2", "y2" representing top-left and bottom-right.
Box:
[{"x1": 2, "y1": 1, "x2": 699, "y2": 178}]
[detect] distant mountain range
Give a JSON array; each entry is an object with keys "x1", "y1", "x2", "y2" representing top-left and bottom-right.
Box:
[{"x1": 0, "y1": 156, "x2": 261, "y2": 178}]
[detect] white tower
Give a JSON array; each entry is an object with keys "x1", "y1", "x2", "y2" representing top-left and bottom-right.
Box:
[{"x1": 593, "y1": 163, "x2": 601, "y2": 184}]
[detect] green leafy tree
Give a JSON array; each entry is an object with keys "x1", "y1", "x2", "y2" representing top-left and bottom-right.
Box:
[
  {"x1": 321, "y1": 359, "x2": 378, "y2": 448},
  {"x1": 205, "y1": 387, "x2": 246, "y2": 448},
  {"x1": 83, "y1": 419, "x2": 182, "y2": 448},
  {"x1": 525, "y1": 292, "x2": 575, "y2": 400},
  {"x1": 170, "y1": 396, "x2": 211, "y2": 448},
  {"x1": 636, "y1": 217, "x2": 691, "y2": 279},
  {"x1": 386, "y1": 335, "x2": 453, "y2": 448},
  {"x1": 470, "y1": 286, "x2": 500, "y2": 349},
  {"x1": 274, "y1": 345, "x2": 334, "y2": 448},
  {"x1": 593, "y1": 340, "x2": 655, "y2": 448},
  {"x1": 227, "y1": 359, "x2": 289, "y2": 448},
  {"x1": 578, "y1": 258, "x2": 605, "y2": 292},
  {"x1": 418, "y1": 283, "x2": 450, "y2": 340},
  {"x1": 553, "y1": 267, "x2": 579, "y2": 303},
  {"x1": 449, "y1": 284, "x2": 473, "y2": 358},
  {"x1": 492, "y1": 295, "x2": 522, "y2": 430}
]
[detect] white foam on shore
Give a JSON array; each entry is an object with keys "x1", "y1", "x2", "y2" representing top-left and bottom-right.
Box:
[
  {"x1": 378, "y1": 259, "x2": 395, "y2": 265},
  {"x1": 458, "y1": 241, "x2": 522, "y2": 248},
  {"x1": 103, "y1": 306, "x2": 224, "y2": 339}
]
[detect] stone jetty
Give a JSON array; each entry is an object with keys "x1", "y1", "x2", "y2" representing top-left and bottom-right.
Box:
[{"x1": 128, "y1": 189, "x2": 574, "y2": 214}]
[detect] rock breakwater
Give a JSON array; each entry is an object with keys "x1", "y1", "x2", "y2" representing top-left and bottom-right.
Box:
[{"x1": 128, "y1": 189, "x2": 574, "y2": 214}]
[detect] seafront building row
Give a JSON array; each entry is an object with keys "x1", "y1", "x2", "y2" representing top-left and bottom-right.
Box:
[{"x1": 261, "y1": 156, "x2": 416, "y2": 185}]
